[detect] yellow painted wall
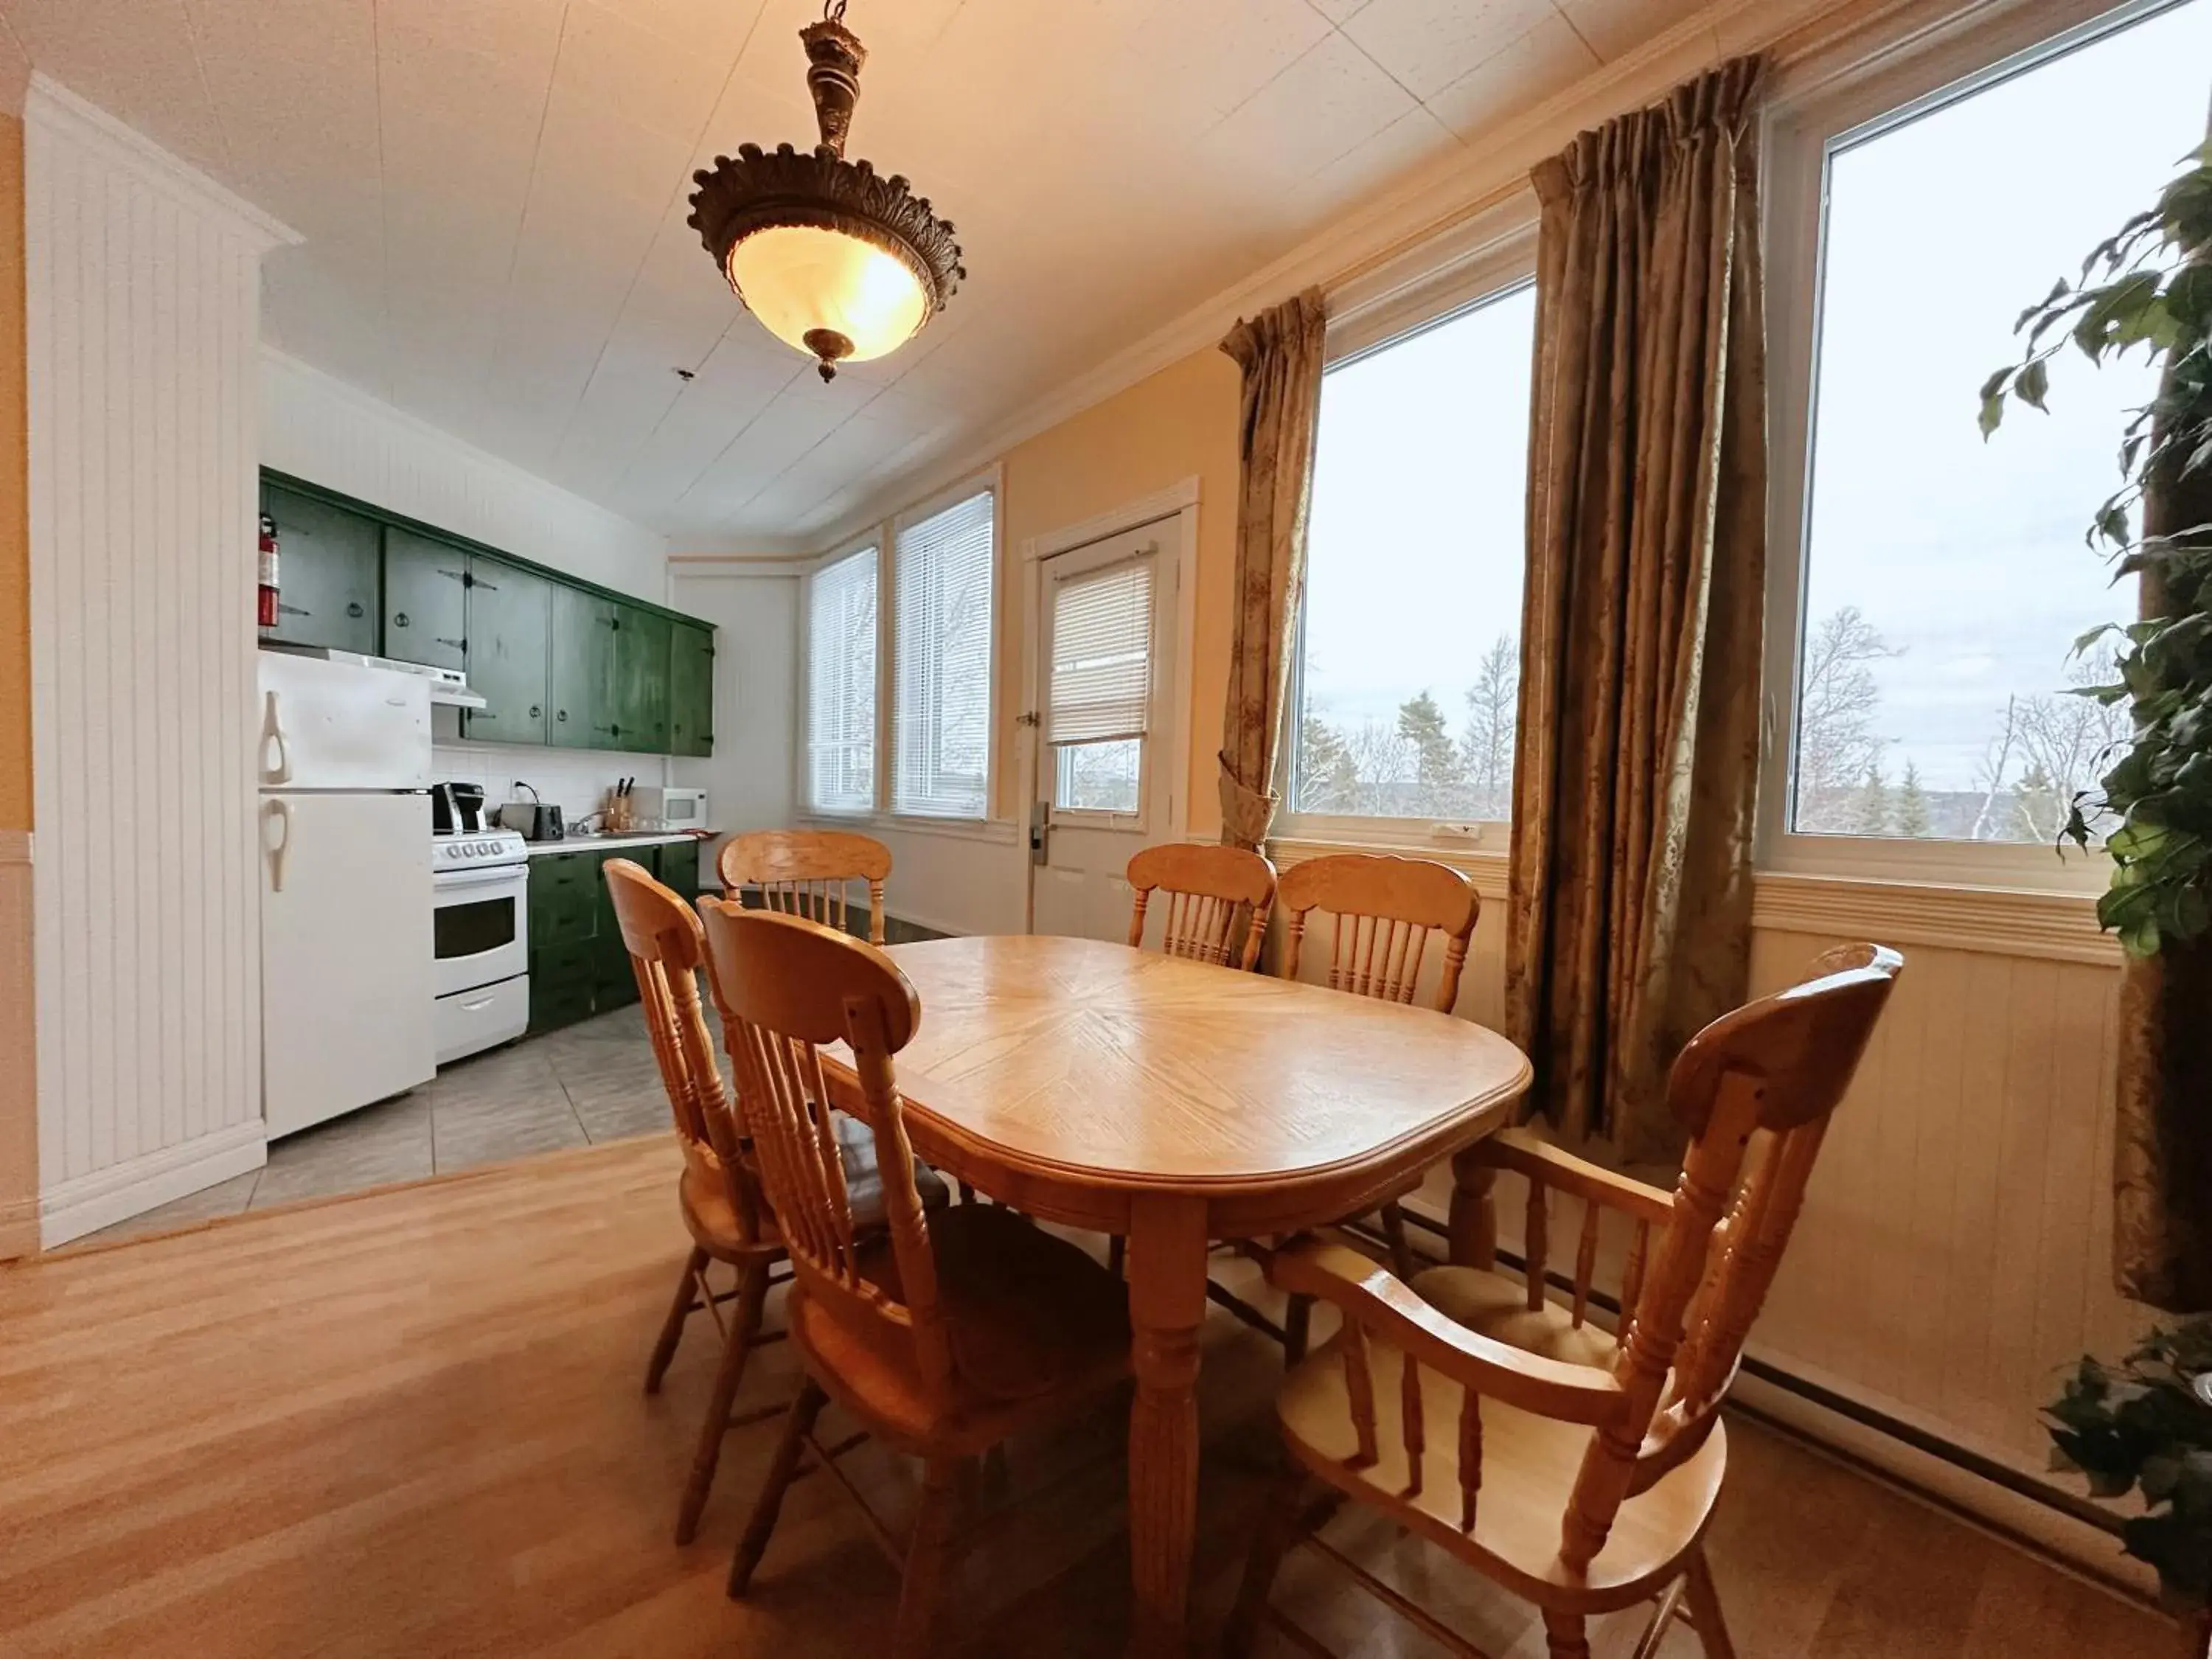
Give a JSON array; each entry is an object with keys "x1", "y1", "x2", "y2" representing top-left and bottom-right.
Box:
[
  {"x1": 998, "y1": 346, "x2": 1242, "y2": 836},
  {"x1": 0, "y1": 109, "x2": 36, "y2": 1257},
  {"x1": 0, "y1": 112, "x2": 25, "y2": 834}
]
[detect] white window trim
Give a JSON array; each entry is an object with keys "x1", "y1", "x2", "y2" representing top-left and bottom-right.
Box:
[
  {"x1": 1278, "y1": 204, "x2": 1539, "y2": 850},
  {"x1": 886, "y1": 467, "x2": 1003, "y2": 822},
  {"x1": 1753, "y1": 0, "x2": 2183, "y2": 897},
  {"x1": 795, "y1": 531, "x2": 886, "y2": 818}
]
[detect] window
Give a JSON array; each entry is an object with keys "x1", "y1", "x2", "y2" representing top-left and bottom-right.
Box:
[
  {"x1": 1290, "y1": 282, "x2": 1536, "y2": 828},
  {"x1": 1776, "y1": 0, "x2": 2212, "y2": 854},
  {"x1": 804, "y1": 544, "x2": 878, "y2": 813},
  {"x1": 891, "y1": 489, "x2": 995, "y2": 818},
  {"x1": 1048, "y1": 552, "x2": 1156, "y2": 815}
]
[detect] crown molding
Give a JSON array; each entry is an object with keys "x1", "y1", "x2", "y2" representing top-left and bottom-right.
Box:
[
  {"x1": 25, "y1": 72, "x2": 299, "y2": 252},
  {"x1": 800, "y1": 0, "x2": 1883, "y2": 554}
]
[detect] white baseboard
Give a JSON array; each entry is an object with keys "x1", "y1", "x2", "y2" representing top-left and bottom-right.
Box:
[{"x1": 38, "y1": 1120, "x2": 268, "y2": 1248}]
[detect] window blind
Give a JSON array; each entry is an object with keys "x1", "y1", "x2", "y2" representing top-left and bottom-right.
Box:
[
  {"x1": 892, "y1": 490, "x2": 995, "y2": 818},
  {"x1": 1048, "y1": 555, "x2": 1154, "y2": 745},
  {"x1": 805, "y1": 546, "x2": 878, "y2": 813}
]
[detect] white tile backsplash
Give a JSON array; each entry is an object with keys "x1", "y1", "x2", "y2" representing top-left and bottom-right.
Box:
[{"x1": 431, "y1": 736, "x2": 667, "y2": 829}]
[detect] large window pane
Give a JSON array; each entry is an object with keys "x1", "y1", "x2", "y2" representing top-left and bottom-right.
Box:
[
  {"x1": 1294, "y1": 285, "x2": 1534, "y2": 821},
  {"x1": 892, "y1": 490, "x2": 995, "y2": 818},
  {"x1": 805, "y1": 546, "x2": 877, "y2": 813},
  {"x1": 1791, "y1": 0, "x2": 2212, "y2": 842}
]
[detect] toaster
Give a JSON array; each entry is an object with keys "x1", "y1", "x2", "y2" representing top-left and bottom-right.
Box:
[{"x1": 498, "y1": 800, "x2": 564, "y2": 841}]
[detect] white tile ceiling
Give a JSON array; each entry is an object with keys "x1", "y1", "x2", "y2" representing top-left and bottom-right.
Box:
[{"x1": 0, "y1": 0, "x2": 1708, "y2": 546}]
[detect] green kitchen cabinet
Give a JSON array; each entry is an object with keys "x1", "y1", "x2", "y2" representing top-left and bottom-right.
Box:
[
  {"x1": 526, "y1": 841, "x2": 701, "y2": 1034},
  {"x1": 657, "y1": 838, "x2": 700, "y2": 900},
  {"x1": 464, "y1": 557, "x2": 552, "y2": 744},
  {"x1": 549, "y1": 586, "x2": 622, "y2": 750},
  {"x1": 262, "y1": 485, "x2": 380, "y2": 654},
  {"x1": 669, "y1": 622, "x2": 715, "y2": 758},
  {"x1": 381, "y1": 529, "x2": 470, "y2": 672},
  {"x1": 614, "y1": 607, "x2": 672, "y2": 754}
]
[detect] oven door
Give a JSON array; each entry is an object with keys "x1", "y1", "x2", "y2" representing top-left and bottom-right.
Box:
[{"x1": 431, "y1": 864, "x2": 529, "y2": 998}]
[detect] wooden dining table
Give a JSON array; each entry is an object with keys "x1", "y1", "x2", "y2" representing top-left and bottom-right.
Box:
[{"x1": 818, "y1": 933, "x2": 1532, "y2": 1655}]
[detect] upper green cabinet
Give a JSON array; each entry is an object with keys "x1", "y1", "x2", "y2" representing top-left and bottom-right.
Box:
[
  {"x1": 549, "y1": 585, "x2": 622, "y2": 750},
  {"x1": 615, "y1": 607, "x2": 672, "y2": 754},
  {"x1": 262, "y1": 484, "x2": 380, "y2": 654},
  {"x1": 260, "y1": 470, "x2": 716, "y2": 759},
  {"x1": 465, "y1": 557, "x2": 552, "y2": 744},
  {"x1": 669, "y1": 622, "x2": 714, "y2": 759},
  {"x1": 382, "y1": 529, "x2": 470, "y2": 672}
]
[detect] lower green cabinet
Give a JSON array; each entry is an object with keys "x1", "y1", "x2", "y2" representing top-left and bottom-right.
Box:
[{"x1": 526, "y1": 841, "x2": 703, "y2": 1035}]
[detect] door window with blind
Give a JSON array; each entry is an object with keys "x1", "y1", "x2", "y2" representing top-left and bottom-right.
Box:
[
  {"x1": 1047, "y1": 541, "x2": 1159, "y2": 818},
  {"x1": 891, "y1": 490, "x2": 995, "y2": 818},
  {"x1": 804, "y1": 544, "x2": 879, "y2": 813}
]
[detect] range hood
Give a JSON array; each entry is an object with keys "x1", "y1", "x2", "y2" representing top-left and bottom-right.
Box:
[{"x1": 259, "y1": 642, "x2": 489, "y2": 709}]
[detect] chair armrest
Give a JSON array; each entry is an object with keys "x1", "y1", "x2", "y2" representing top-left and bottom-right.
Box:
[
  {"x1": 1467, "y1": 1127, "x2": 1674, "y2": 1228},
  {"x1": 1267, "y1": 1239, "x2": 1629, "y2": 1428}
]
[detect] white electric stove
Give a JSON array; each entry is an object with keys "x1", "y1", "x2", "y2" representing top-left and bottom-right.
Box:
[{"x1": 431, "y1": 828, "x2": 531, "y2": 1063}]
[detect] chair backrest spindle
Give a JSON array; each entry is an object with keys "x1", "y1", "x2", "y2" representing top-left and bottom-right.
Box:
[
  {"x1": 1123, "y1": 844, "x2": 1276, "y2": 970},
  {"x1": 718, "y1": 830, "x2": 893, "y2": 946},
  {"x1": 1275, "y1": 855, "x2": 1476, "y2": 1014}
]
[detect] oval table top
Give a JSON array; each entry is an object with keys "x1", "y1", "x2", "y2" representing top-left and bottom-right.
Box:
[{"x1": 840, "y1": 934, "x2": 1531, "y2": 1229}]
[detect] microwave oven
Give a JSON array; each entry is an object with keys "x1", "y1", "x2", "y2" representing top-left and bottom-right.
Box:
[{"x1": 632, "y1": 785, "x2": 709, "y2": 832}]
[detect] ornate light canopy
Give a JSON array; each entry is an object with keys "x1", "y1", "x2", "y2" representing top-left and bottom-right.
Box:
[{"x1": 687, "y1": 1, "x2": 964, "y2": 383}]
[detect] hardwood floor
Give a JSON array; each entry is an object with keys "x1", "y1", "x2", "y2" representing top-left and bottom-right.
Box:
[{"x1": 0, "y1": 1137, "x2": 2171, "y2": 1658}]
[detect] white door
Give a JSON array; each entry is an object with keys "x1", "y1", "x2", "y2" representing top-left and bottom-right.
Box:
[
  {"x1": 257, "y1": 650, "x2": 434, "y2": 790},
  {"x1": 262, "y1": 790, "x2": 435, "y2": 1136},
  {"x1": 1029, "y1": 522, "x2": 1177, "y2": 942}
]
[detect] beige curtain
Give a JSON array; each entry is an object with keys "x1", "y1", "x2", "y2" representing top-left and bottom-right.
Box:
[
  {"x1": 1506, "y1": 58, "x2": 1769, "y2": 1159},
  {"x1": 1217, "y1": 288, "x2": 1327, "y2": 851},
  {"x1": 2112, "y1": 369, "x2": 2212, "y2": 1311}
]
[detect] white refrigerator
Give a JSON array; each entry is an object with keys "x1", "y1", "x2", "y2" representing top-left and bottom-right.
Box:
[{"x1": 257, "y1": 650, "x2": 437, "y2": 1138}]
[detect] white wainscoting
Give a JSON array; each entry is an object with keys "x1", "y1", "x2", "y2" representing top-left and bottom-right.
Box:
[
  {"x1": 24, "y1": 77, "x2": 298, "y2": 1245},
  {"x1": 260, "y1": 349, "x2": 669, "y2": 605}
]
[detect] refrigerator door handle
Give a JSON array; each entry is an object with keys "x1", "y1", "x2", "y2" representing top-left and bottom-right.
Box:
[
  {"x1": 264, "y1": 798, "x2": 293, "y2": 894},
  {"x1": 260, "y1": 690, "x2": 293, "y2": 785}
]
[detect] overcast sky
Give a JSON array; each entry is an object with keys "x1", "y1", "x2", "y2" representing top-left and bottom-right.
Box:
[{"x1": 1300, "y1": 0, "x2": 2212, "y2": 796}]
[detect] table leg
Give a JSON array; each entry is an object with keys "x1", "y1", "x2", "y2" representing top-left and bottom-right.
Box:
[
  {"x1": 1449, "y1": 1144, "x2": 1499, "y2": 1268},
  {"x1": 1124, "y1": 1192, "x2": 1210, "y2": 1658}
]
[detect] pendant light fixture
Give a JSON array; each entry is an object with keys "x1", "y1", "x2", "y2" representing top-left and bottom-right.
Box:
[{"x1": 688, "y1": 1, "x2": 964, "y2": 383}]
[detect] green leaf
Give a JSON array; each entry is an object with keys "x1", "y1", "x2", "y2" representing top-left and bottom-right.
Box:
[{"x1": 2018, "y1": 358, "x2": 2051, "y2": 411}]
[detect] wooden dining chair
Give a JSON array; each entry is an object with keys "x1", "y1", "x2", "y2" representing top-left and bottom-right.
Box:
[
  {"x1": 717, "y1": 828, "x2": 893, "y2": 945},
  {"x1": 604, "y1": 858, "x2": 946, "y2": 1547},
  {"x1": 1125, "y1": 842, "x2": 1277, "y2": 971},
  {"x1": 1225, "y1": 942, "x2": 1904, "y2": 1659},
  {"x1": 1274, "y1": 853, "x2": 1479, "y2": 1289},
  {"x1": 696, "y1": 902, "x2": 1133, "y2": 1659}
]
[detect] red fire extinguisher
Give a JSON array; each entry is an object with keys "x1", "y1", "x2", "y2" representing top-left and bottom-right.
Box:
[{"x1": 257, "y1": 512, "x2": 279, "y2": 630}]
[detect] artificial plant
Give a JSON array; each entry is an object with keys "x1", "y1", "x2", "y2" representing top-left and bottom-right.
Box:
[{"x1": 1981, "y1": 139, "x2": 2212, "y2": 956}]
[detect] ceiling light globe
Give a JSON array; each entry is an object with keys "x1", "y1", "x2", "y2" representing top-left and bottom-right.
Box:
[{"x1": 726, "y1": 226, "x2": 928, "y2": 372}]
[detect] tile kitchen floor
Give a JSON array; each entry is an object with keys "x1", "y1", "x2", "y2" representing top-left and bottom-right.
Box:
[{"x1": 80, "y1": 1004, "x2": 677, "y2": 1247}]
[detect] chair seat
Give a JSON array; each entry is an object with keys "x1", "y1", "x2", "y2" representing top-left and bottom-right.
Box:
[
  {"x1": 791, "y1": 1203, "x2": 1131, "y2": 1453},
  {"x1": 1409, "y1": 1265, "x2": 1620, "y2": 1369},
  {"x1": 1276, "y1": 1329, "x2": 1725, "y2": 1607},
  {"x1": 681, "y1": 1115, "x2": 950, "y2": 1259}
]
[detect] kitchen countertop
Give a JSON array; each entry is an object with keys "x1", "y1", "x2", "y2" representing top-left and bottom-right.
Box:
[{"x1": 521, "y1": 831, "x2": 711, "y2": 857}]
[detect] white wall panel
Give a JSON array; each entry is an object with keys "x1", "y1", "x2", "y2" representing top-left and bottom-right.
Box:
[
  {"x1": 25, "y1": 77, "x2": 297, "y2": 1245},
  {"x1": 669, "y1": 566, "x2": 799, "y2": 872},
  {"x1": 259, "y1": 348, "x2": 669, "y2": 604}
]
